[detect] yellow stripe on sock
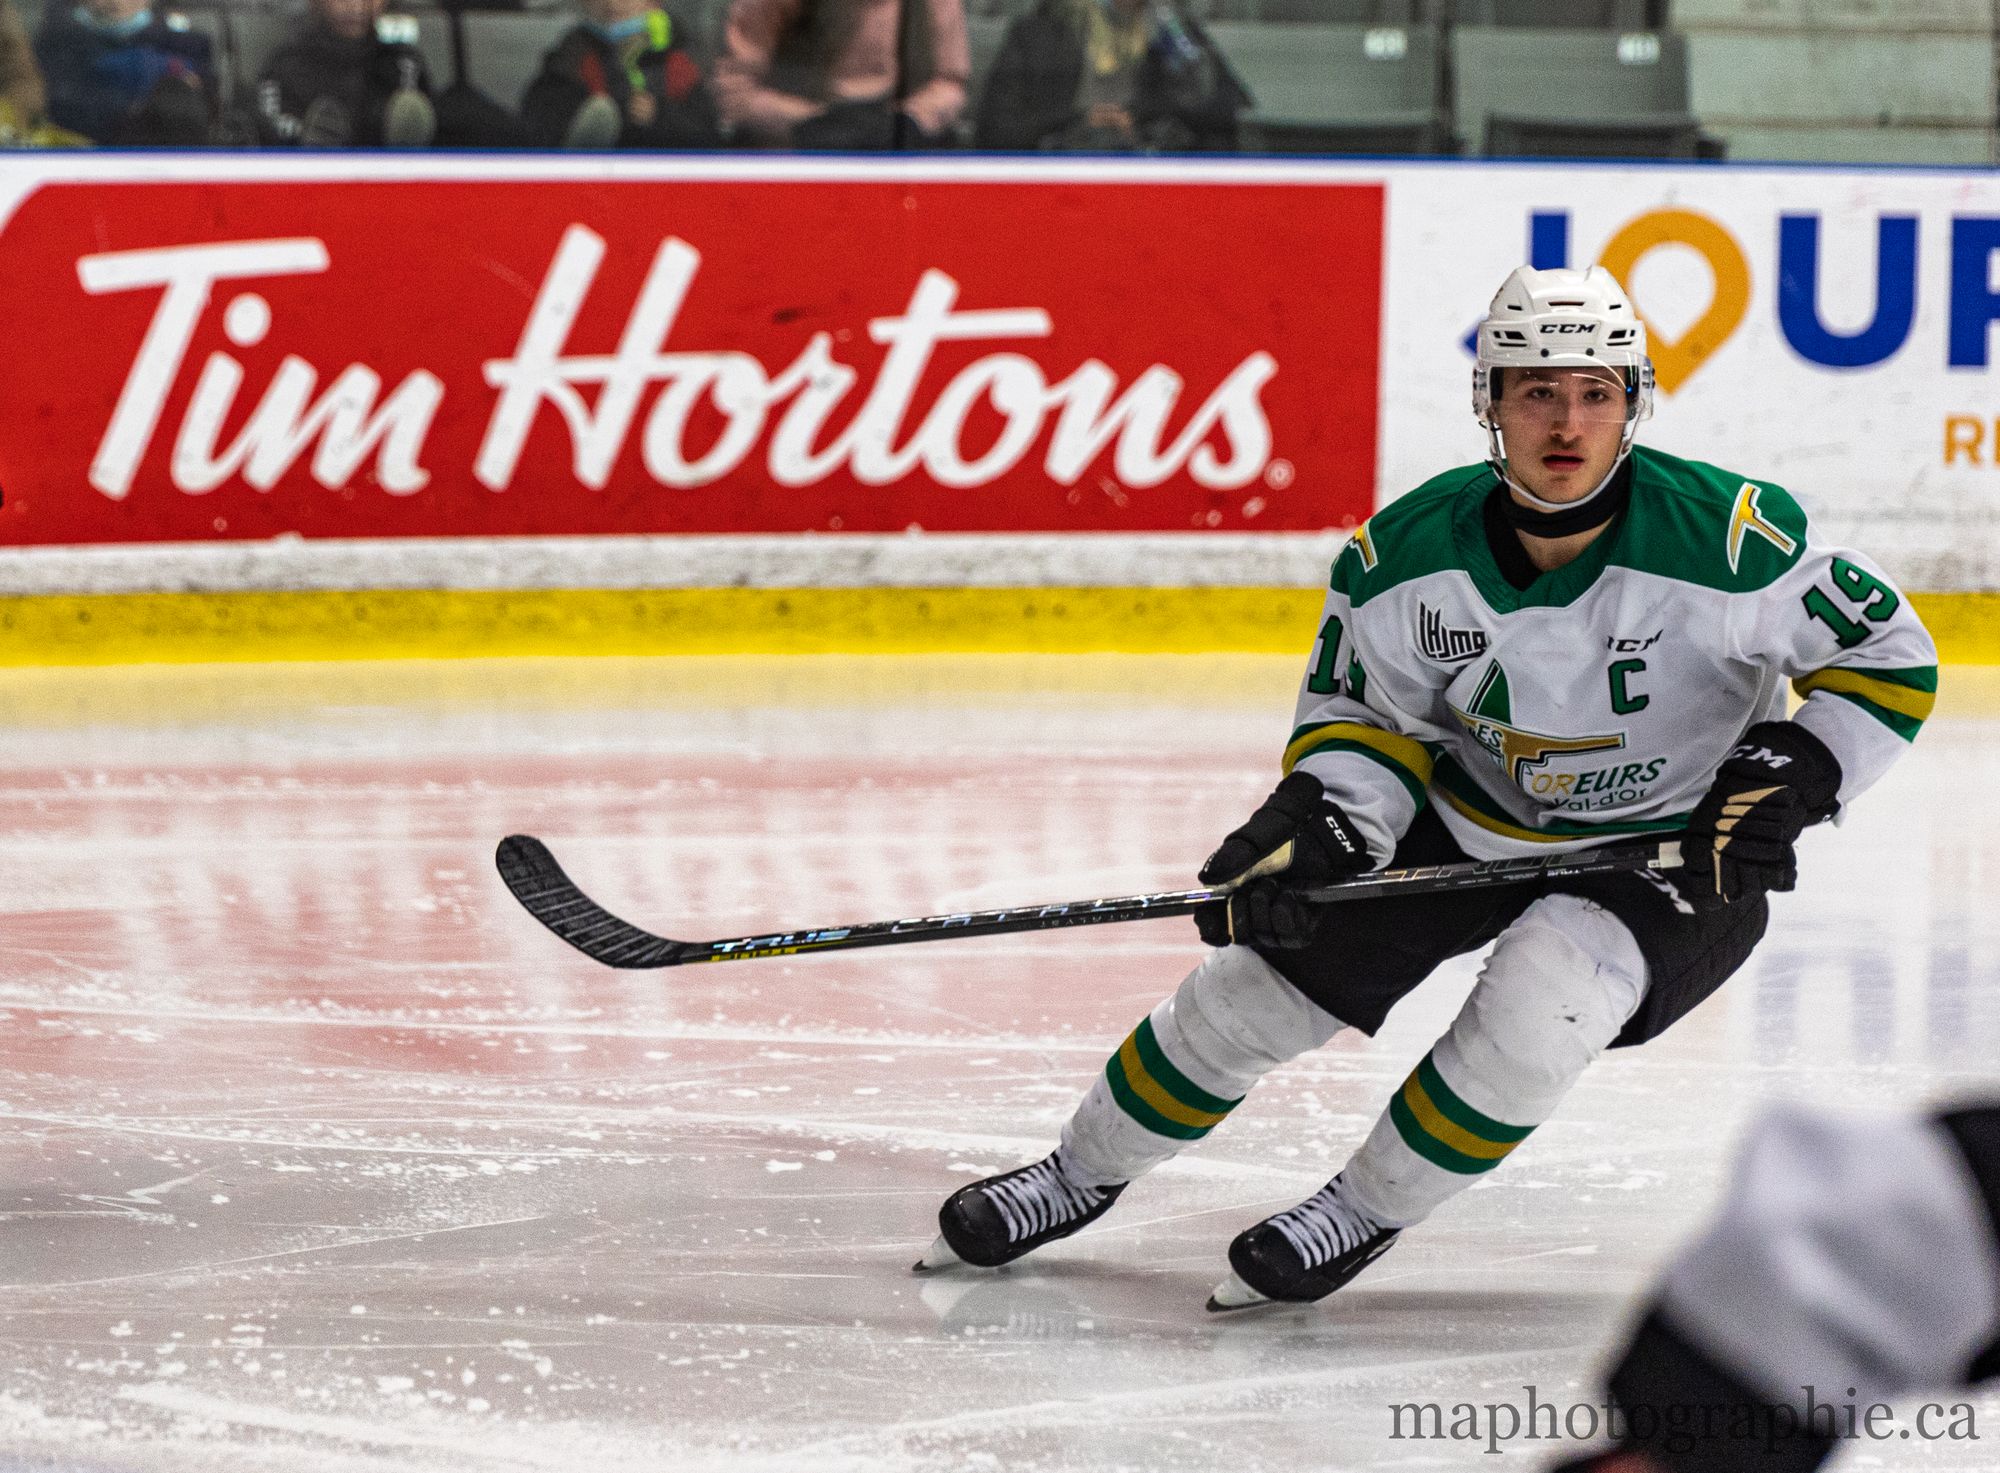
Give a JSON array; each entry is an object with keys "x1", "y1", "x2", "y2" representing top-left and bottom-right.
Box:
[
  {"x1": 1115, "y1": 1033, "x2": 1232, "y2": 1132},
  {"x1": 1399, "y1": 1069, "x2": 1521, "y2": 1162}
]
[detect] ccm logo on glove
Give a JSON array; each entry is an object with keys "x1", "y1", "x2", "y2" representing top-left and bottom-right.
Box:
[
  {"x1": 1677, "y1": 722, "x2": 1841, "y2": 910},
  {"x1": 1195, "y1": 772, "x2": 1374, "y2": 949}
]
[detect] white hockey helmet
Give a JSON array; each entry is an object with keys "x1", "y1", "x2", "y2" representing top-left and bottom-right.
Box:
[{"x1": 1472, "y1": 265, "x2": 1654, "y2": 431}]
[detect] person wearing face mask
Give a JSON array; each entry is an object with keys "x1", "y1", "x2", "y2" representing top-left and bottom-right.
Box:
[
  {"x1": 32, "y1": 0, "x2": 215, "y2": 144},
  {"x1": 519, "y1": 0, "x2": 718, "y2": 149},
  {"x1": 915, "y1": 266, "x2": 1938, "y2": 1317},
  {"x1": 974, "y1": 0, "x2": 1245, "y2": 152}
]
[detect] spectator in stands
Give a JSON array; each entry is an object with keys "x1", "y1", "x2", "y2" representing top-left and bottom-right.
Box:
[
  {"x1": 520, "y1": 0, "x2": 718, "y2": 149},
  {"x1": 33, "y1": 0, "x2": 217, "y2": 145},
  {"x1": 257, "y1": 0, "x2": 436, "y2": 146},
  {"x1": 1, "y1": 0, "x2": 87, "y2": 145},
  {"x1": 713, "y1": 0, "x2": 969, "y2": 149},
  {"x1": 975, "y1": 0, "x2": 1246, "y2": 153},
  {"x1": 258, "y1": 0, "x2": 532, "y2": 148},
  {"x1": 0, "y1": 0, "x2": 47, "y2": 137}
]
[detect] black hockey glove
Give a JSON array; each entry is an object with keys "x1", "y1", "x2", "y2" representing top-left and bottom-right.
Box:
[
  {"x1": 1676, "y1": 721, "x2": 1841, "y2": 911},
  {"x1": 1194, "y1": 771, "x2": 1373, "y2": 949}
]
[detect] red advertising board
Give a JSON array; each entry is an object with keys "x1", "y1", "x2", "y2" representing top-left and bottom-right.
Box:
[{"x1": 0, "y1": 173, "x2": 1381, "y2": 544}]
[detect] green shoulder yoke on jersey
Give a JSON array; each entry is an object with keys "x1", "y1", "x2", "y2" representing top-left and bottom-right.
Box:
[
  {"x1": 1613, "y1": 446, "x2": 1810, "y2": 594},
  {"x1": 1335, "y1": 447, "x2": 1810, "y2": 614},
  {"x1": 1331, "y1": 465, "x2": 1490, "y2": 608}
]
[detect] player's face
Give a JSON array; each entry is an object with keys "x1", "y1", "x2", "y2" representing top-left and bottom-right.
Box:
[{"x1": 1493, "y1": 367, "x2": 1628, "y2": 503}]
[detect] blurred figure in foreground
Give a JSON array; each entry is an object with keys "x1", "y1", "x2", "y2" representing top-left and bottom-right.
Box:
[
  {"x1": 714, "y1": 0, "x2": 968, "y2": 148},
  {"x1": 975, "y1": 0, "x2": 1245, "y2": 152},
  {"x1": 1557, "y1": 1101, "x2": 2000, "y2": 1472},
  {"x1": 520, "y1": 0, "x2": 718, "y2": 149},
  {"x1": 33, "y1": 0, "x2": 216, "y2": 144}
]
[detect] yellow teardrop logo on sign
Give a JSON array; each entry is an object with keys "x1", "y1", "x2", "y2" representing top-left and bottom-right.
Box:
[{"x1": 1598, "y1": 209, "x2": 1750, "y2": 394}]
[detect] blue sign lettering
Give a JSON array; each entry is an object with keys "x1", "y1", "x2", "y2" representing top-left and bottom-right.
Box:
[
  {"x1": 1777, "y1": 214, "x2": 1917, "y2": 368},
  {"x1": 1948, "y1": 217, "x2": 2000, "y2": 367}
]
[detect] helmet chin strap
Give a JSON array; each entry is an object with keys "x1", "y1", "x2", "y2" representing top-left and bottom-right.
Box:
[{"x1": 1482, "y1": 418, "x2": 1640, "y2": 529}]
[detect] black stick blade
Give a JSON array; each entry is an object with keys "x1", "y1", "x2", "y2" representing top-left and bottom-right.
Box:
[{"x1": 494, "y1": 835, "x2": 694, "y2": 969}]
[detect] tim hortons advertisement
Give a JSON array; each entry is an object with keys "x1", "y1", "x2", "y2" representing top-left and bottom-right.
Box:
[{"x1": 0, "y1": 169, "x2": 1382, "y2": 545}]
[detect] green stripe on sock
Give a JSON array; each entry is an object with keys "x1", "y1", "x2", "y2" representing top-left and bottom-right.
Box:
[
  {"x1": 1389, "y1": 1090, "x2": 1496, "y2": 1174},
  {"x1": 1415, "y1": 1053, "x2": 1535, "y2": 1144},
  {"x1": 1133, "y1": 1016, "x2": 1242, "y2": 1117},
  {"x1": 1104, "y1": 1053, "x2": 1212, "y2": 1141}
]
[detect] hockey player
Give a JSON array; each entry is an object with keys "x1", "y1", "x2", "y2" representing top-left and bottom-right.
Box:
[{"x1": 916, "y1": 264, "x2": 1939, "y2": 1310}]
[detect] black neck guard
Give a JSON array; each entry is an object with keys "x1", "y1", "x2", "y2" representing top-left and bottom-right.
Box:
[{"x1": 1498, "y1": 457, "x2": 1634, "y2": 539}]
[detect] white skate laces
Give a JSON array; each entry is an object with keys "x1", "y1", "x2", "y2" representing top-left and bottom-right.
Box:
[
  {"x1": 987, "y1": 1154, "x2": 1111, "y2": 1243},
  {"x1": 1267, "y1": 1176, "x2": 1386, "y2": 1269}
]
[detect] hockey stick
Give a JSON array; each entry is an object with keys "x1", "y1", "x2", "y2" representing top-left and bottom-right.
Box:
[{"x1": 495, "y1": 834, "x2": 1683, "y2": 971}]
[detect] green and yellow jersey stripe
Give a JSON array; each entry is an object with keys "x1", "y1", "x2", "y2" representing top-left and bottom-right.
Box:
[
  {"x1": 1283, "y1": 721, "x2": 1434, "y2": 808},
  {"x1": 1431, "y1": 756, "x2": 1691, "y2": 845},
  {"x1": 1793, "y1": 665, "x2": 1938, "y2": 742}
]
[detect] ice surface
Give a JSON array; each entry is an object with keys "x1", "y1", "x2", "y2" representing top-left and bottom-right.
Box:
[{"x1": 1, "y1": 656, "x2": 1996, "y2": 1472}]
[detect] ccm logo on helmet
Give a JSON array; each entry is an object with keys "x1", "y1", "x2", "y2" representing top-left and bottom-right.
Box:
[{"x1": 1540, "y1": 323, "x2": 1592, "y2": 334}]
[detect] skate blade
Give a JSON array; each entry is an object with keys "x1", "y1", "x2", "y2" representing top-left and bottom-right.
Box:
[
  {"x1": 1205, "y1": 1270, "x2": 1272, "y2": 1313},
  {"x1": 913, "y1": 1235, "x2": 964, "y2": 1273}
]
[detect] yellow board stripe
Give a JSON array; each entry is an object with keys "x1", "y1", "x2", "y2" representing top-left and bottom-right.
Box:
[
  {"x1": 1792, "y1": 669, "x2": 1937, "y2": 722},
  {"x1": 1283, "y1": 721, "x2": 1433, "y2": 783},
  {"x1": 0, "y1": 587, "x2": 1989, "y2": 665},
  {"x1": 0, "y1": 587, "x2": 1329, "y2": 663},
  {"x1": 1115, "y1": 1033, "x2": 1232, "y2": 1131},
  {"x1": 1400, "y1": 1069, "x2": 1520, "y2": 1162},
  {"x1": 1911, "y1": 594, "x2": 2000, "y2": 666}
]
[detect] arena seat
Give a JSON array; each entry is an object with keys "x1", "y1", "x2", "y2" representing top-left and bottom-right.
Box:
[
  {"x1": 455, "y1": 11, "x2": 570, "y2": 106},
  {"x1": 1450, "y1": 0, "x2": 1653, "y2": 25},
  {"x1": 1208, "y1": 21, "x2": 1446, "y2": 155},
  {"x1": 1204, "y1": 0, "x2": 1419, "y2": 23},
  {"x1": 965, "y1": 14, "x2": 1009, "y2": 110},
  {"x1": 1452, "y1": 25, "x2": 1702, "y2": 157},
  {"x1": 226, "y1": 5, "x2": 299, "y2": 95},
  {"x1": 1484, "y1": 113, "x2": 1704, "y2": 158}
]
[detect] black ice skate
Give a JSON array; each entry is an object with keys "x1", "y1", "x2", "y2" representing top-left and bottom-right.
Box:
[
  {"x1": 915, "y1": 1151, "x2": 1127, "y2": 1271},
  {"x1": 1208, "y1": 1173, "x2": 1399, "y2": 1311}
]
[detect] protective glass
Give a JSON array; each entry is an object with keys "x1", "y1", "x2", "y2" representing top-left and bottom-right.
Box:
[{"x1": 1489, "y1": 368, "x2": 1633, "y2": 433}]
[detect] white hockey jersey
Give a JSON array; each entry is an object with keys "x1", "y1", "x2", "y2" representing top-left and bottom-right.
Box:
[{"x1": 1288, "y1": 445, "x2": 1939, "y2": 863}]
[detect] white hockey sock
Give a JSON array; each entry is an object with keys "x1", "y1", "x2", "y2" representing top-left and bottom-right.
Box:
[
  {"x1": 1340, "y1": 894, "x2": 1647, "y2": 1228},
  {"x1": 1059, "y1": 944, "x2": 1345, "y2": 1187}
]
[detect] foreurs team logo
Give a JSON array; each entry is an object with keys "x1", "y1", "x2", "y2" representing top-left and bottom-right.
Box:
[
  {"x1": 1417, "y1": 602, "x2": 1489, "y2": 663},
  {"x1": 1450, "y1": 662, "x2": 1626, "y2": 785}
]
